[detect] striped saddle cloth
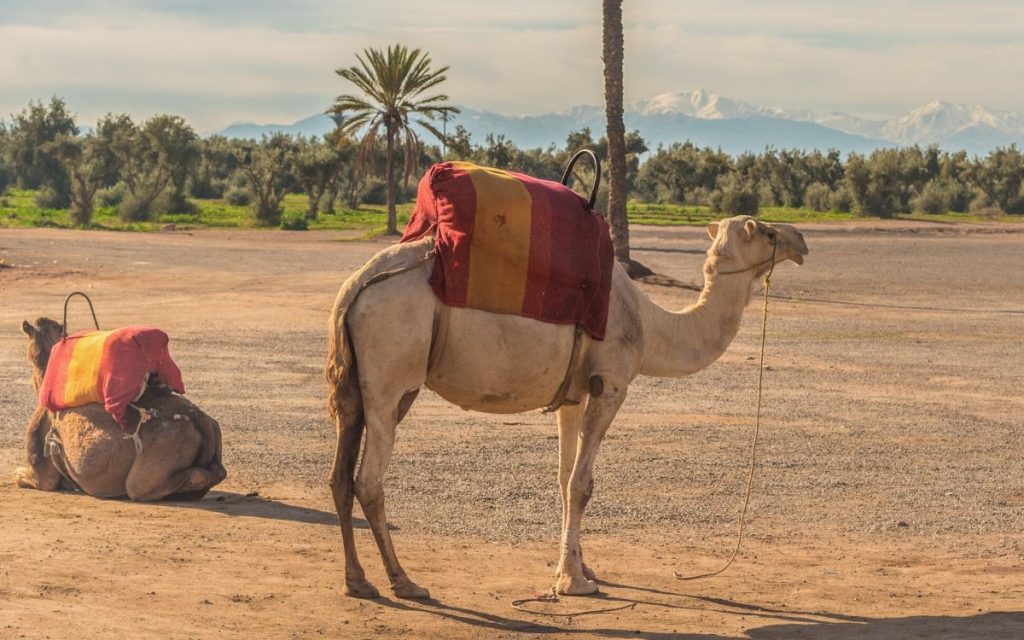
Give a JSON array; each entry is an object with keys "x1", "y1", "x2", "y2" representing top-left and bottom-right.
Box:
[
  {"x1": 400, "y1": 161, "x2": 614, "y2": 339},
  {"x1": 39, "y1": 326, "x2": 185, "y2": 430}
]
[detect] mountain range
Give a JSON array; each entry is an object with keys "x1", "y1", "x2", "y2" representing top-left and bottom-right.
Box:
[{"x1": 217, "y1": 89, "x2": 1024, "y2": 156}]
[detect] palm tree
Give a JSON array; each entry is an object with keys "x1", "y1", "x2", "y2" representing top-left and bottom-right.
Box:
[
  {"x1": 330, "y1": 44, "x2": 458, "y2": 234},
  {"x1": 603, "y1": 0, "x2": 630, "y2": 265}
]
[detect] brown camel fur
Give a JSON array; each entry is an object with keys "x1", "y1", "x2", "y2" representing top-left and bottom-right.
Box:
[{"x1": 14, "y1": 317, "x2": 227, "y2": 501}]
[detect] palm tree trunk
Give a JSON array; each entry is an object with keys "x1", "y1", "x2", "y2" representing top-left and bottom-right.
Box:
[
  {"x1": 603, "y1": 0, "x2": 629, "y2": 263},
  {"x1": 385, "y1": 123, "x2": 398, "y2": 235}
]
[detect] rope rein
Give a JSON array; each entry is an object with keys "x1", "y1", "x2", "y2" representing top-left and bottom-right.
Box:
[
  {"x1": 510, "y1": 589, "x2": 637, "y2": 619},
  {"x1": 675, "y1": 242, "x2": 776, "y2": 580},
  {"x1": 510, "y1": 243, "x2": 780, "y2": 617}
]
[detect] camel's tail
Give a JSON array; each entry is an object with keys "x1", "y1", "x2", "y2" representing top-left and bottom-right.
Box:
[{"x1": 325, "y1": 237, "x2": 434, "y2": 481}]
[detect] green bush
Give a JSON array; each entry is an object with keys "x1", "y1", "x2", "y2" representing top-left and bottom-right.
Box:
[
  {"x1": 224, "y1": 185, "x2": 251, "y2": 206},
  {"x1": 153, "y1": 190, "x2": 197, "y2": 215},
  {"x1": 830, "y1": 185, "x2": 854, "y2": 212},
  {"x1": 360, "y1": 178, "x2": 388, "y2": 205},
  {"x1": 97, "y1": 183, "x2": 127, "y2": 207},
  {"x1": 251, "y1": 200, "x2": 282, "y2": 226},
  {"x1": 913, "y1": 180, "x2": 947, "y2": 214},
  {"x1": 279, "y1": 212, "x2": 308, "y2": 230},
  {"x1": 709, "y1": 175, "x2": 759, "y2": 216},
  {"x1": 34, "y1": 186, "x2": 66, "y2": 209},
  {"x1": 804, "y1": 182, "x2": 832, "y2": 212},
  {"x1": 117, "y1": 193, "x2": 153, "y2": 222}
]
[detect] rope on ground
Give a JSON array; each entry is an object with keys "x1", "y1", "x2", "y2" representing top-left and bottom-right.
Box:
[
  {"x1": 675, "y1": 254, "x2": 776, "y2": 581},
  {"x1": 511, "y1": 589, "x2": 637, "y2": 620}
]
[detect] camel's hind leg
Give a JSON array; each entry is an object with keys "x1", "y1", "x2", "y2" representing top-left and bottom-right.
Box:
[
  {"x1": 328, "y1": 403, "x2": 376, "y2": 598},
  {"x1": 125, "y1": 418, "x2": 225, "y2": 502},
  {"x1": 355, "y1": 389, "x2": 430, "y2": 599},
  {"x1": 13, "y1": 406, "x2": 62, "y2": 491}
]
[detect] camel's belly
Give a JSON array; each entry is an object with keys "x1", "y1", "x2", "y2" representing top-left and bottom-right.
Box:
[{"x1": 425, "y1": 306, "x2": 576, "y2": 414}]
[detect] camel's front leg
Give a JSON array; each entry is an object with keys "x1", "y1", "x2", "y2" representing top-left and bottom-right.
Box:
[
  {"x1": 355, "y1": 396, "x2": 430, "y2": 600},
  {"x1": 555, "y1": 378, "x2": 626, "y2": 596},
  {"x1": 14, "y1": 406, "x2": 62, "y2": 491},
  {"x1": 556, "y1": 403, "x2": 596, "y2": 582}
]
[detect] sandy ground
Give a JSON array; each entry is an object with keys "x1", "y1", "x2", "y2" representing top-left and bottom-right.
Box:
[{"x1": 1, "y1": 221, "x2": 1022, "y2": 639}]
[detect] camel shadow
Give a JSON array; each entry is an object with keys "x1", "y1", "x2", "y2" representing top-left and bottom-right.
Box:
[
  {"x1": 366, "y1": 577, "x2": 870, "y2": 639},
  {"x1": 370, "y1": 580, "x2": 1024, "y2": 640},
  {"x1": 372, "y1": 595, "x2": 730, "y2": 639},
  {"x1": 161, "y1": 490, "x2": 369, "y2": 528},
  {"x1": 747, "y1": 611, "x2": 1024, "y2": 639}
]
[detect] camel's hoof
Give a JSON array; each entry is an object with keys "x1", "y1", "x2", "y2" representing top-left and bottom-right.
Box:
[
  {"x1": 344, "y1": 580, "x2": 380, "y2": 599},
  {"x1": 391, "y1": 577, "x2": 430, "y2": 600},
  {"x1": 555, "y1": 573, "x2": 599, "y2": 596},
  {"x1": 555, "y1": 563, "x2": 598, "y2": 581}
]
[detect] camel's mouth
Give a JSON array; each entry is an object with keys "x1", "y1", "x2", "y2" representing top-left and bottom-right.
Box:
[{"x1": 777, "y1": 227, "x2": 809, "y2": 266}]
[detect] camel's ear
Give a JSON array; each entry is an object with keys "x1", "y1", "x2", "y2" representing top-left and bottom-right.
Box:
[
  {"x1": 706, "y1": 222, "x2": 719, "y2": 240},
  {"x1": 22, "y1": 320, "x2": 35, "y2": 337},
  {"x1": 744, "y1": 219, "x2": 759, "y2": 240}
]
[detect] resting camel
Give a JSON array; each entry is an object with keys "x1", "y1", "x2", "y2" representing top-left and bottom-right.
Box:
[
  {"x1": 326, "y1": 215, "x2": 808, "y2": 599},
  {"x1": 15, "y1": 317, "x2": 227, "y2": 501}
]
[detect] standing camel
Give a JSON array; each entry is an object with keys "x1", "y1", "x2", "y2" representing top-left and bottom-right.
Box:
[
  {"x1": 15, "y1": 318, "x2": 226, "y2": 500},
  {"x1": 326, "y1": 215, "x2": 808, "y2": 598}
]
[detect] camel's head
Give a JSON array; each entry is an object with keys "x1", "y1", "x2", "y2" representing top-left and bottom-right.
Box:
[
  {"x1": 706, "y1": 216, "x2": 809, "y2": 277},
  {"x1": 21, "y1": 317, "x2": 64, "y2": 391}
]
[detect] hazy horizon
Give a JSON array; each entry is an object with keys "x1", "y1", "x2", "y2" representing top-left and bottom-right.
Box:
[{"x1": 2, "y1": 0, "x2": 1022, "y2": 130}]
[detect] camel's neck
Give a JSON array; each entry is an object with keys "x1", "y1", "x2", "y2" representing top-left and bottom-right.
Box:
[
  {"x1": 29, "y1": 345, "x2": 53, "y2": 394},
  {"x1": 638, "y1": 259, "x2": 756, "y2": 377}
]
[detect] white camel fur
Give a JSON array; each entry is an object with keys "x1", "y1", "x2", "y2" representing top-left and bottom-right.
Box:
[{"x1": 325, "y1": 215, "x2": 809, "y2": 599}]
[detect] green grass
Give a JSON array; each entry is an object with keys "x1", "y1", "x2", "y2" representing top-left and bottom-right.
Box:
[
  {"x1": 627, "y1": 201, "x2": 1023, "y2": 226},
  {"x1": 1, "y1": 188, "x2": 1019, "y2": 231},
  {"x1": 0, "y1": 189, "x2": 414, "y2": 233}
]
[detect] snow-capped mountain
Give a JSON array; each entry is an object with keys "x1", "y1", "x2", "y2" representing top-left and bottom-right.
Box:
[
  {"x1": 217, "y1": 90, "x2": 1024, "y2": 155},
  {"x1": 632, "y1": 89, "x2": 817, "y2": 122},
  {"x1": 632, "y1": 91, "x2": 1024, "y2": 152},
  {"x1": 878, "y1": 100, "x2": 1024, "y2": 147}
]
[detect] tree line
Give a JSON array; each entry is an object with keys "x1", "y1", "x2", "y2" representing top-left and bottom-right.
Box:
[{"x1": 1, "y1": 97, "x2": 1022, "y2": 229}]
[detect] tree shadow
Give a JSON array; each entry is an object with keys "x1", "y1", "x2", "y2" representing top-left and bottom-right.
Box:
[
  {"x1": 747, "y1": 611, "x2": 1024, "y2": 639},
  {"x1": 160, "y1": 490, "x2": 368, "y2": 528}
]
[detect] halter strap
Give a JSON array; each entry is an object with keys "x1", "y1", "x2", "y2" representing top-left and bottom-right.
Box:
[{"x1": 715, "y1": 241, "x2": 778, "y2": 276}]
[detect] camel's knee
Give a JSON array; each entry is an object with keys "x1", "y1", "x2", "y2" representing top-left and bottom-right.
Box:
[
  {"x1": 15, "y1": 465, "x2": 45, "y2": 490},
  {"x1": 354, "y1": 477, "x2": 383, "y2": 508},
  {"x1": 14, "y1": 462, "x2": 61, "y2": 491}
]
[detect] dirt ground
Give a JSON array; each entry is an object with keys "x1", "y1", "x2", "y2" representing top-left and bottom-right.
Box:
[{"x1": 1, "y1": 221, "x2": 1022, "y2": 639}]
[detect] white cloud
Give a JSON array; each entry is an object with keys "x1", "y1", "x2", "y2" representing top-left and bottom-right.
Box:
[{"x1": 0, "y1": 0, "x2": 1021, "y2": 130}]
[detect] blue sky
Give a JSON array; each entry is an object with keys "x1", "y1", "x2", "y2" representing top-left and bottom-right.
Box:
[{"x1": 1, "y1": 1, "x2": 1021, "y2": 130}]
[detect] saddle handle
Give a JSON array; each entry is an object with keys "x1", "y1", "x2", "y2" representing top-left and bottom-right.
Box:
[
  {"x1": 560, "y1": 149, "x2": 601, "y2": 210},
  {"x1": 62, "y1": 291, "x2": 100, "y2": 338}
]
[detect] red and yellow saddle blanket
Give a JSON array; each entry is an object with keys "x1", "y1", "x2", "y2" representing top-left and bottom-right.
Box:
[
  {"x1": 39, "y1": 326, "x2": 185, "y2": 430},
  {"x1": 401, "y1": 161, "x2": 614, "y2": 339}
]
